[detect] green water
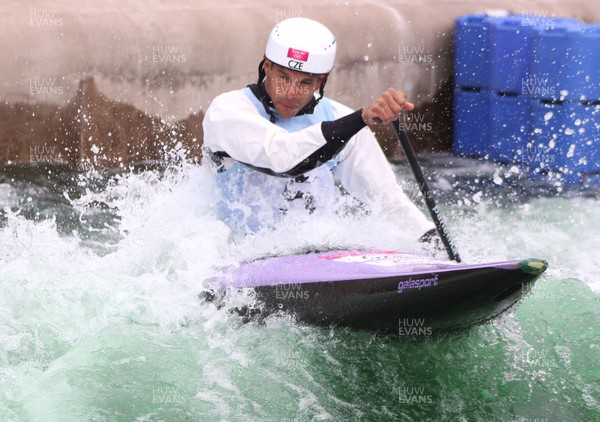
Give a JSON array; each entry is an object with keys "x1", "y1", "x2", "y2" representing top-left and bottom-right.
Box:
[{"x1": 0, "y1": 157, "x2": 599, "y2": 421}]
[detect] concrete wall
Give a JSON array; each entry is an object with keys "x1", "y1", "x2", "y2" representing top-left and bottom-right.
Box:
[{"x1": 1, "y1": 0, "x2": 598, "y2": 167}]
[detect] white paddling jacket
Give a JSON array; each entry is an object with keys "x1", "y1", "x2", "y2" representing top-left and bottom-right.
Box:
[{"x1": 202, "y1": 84, "x2": 434, "y2": 236}]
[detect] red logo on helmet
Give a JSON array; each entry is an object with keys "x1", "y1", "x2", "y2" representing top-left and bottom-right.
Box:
[{"x1": 287, "y1": 48, "x2": 309, "y2": 62}]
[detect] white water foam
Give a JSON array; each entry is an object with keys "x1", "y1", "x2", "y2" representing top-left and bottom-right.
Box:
[{"x1": 1, "y1": 158, "x2": 599, "y2": 420}]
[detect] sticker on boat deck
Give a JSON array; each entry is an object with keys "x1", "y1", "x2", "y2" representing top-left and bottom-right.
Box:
[
  {"x1": 319, "y1": 251, "x2": 410, "y2": 267},
  {"x1": 396, "y1": 275, "x2": 439, "y2": 294}
]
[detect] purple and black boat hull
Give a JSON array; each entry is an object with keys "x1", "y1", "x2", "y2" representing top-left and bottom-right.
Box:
[{"x1": 209, "y1": 251, "x2": 548, "y2": 333}]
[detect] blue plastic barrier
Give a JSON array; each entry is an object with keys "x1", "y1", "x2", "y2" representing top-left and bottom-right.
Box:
[
  {"x1": 527, "y1": 99, "x2": 600, "y2": 183},
  {"x1": 454, "y1": 14, "x2": 492, "y2": 89},
  {"x1": 564, "y1": 102, "x2": 600, "y2": 175},
  {"x1": 452, "y1": 87, "x2": 490, "y2": 157},
  {"x1": 489, "y1": 16, "x2": 535, "y2": 94},
  {"x1": 525, "y1": 99, "x2": 566, "y2": 179},
  {"x1": 530, "y1": 20, "x2": 581, "y2": 102},
  {"x1": 569, "y1": 24, "x2": 600, "y2": 101},
  {"x1": 454, "y1": 13, "x2": 598, "y2": 184},
  {"x1": 488, "y1": 92, "x2": 529, "y2": 163}
]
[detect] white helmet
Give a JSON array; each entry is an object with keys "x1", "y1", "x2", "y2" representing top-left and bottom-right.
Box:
[{"x1": 265, "y1": 18, "x2": 336, "y2": 75}]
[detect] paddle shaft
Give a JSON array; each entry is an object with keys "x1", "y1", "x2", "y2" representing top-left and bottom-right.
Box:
[{"x1": 390, "y1": 119, "x2": 461, "y2": 262}]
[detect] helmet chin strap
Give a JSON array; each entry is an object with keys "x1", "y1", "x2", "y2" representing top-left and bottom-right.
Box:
[
  {"x1": 253, "y1": 59, "x2": 277, "y2": 123},
  {"x1": 257, "y1": 58, "x2": 267, "y2": 86},
  {"x1": 255, "y1": 59, "x2": 328, "y2": 119}
]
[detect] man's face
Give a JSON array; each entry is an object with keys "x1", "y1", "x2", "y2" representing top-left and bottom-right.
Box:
[{"x1": 263, "y1": 60, "x2": 325, "y2": 119}]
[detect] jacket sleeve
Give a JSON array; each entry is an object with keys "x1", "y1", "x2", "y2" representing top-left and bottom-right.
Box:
[
  {"x1": 329, "y1": 100, "x2": 435, "y2": 235},
  {"x1": 202, "y1": 90, "x2": 329, "y2": 174}
]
